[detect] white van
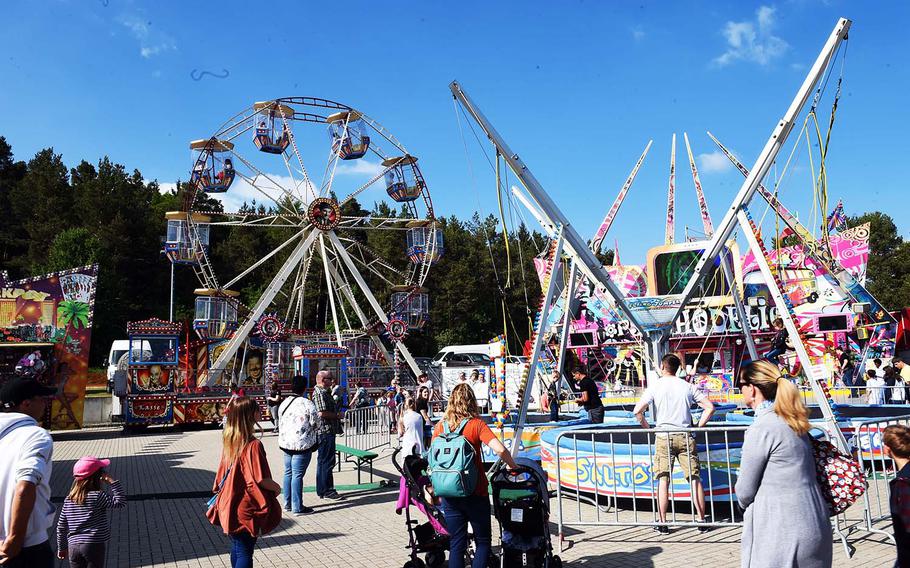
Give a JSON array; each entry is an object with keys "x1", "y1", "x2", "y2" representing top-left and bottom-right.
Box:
[
  {"x1": 107, "y1": 340, "x2": 131, "y2": 385},
  {"x1": 431, "y1": 344, "x2": 495, "y2": 367}
]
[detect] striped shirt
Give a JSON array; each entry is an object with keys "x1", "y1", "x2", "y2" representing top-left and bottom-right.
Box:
[{"x1": 56, "y1": 480, "x2": 126, "y2": 549}]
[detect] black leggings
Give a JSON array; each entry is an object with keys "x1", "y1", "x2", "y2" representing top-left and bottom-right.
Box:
[{"x1": 68, "y1": 542, "x2": 106, "y2": 568}]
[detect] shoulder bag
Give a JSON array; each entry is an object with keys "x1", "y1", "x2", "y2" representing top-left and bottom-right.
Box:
[{"x1": 810, "y1": 437, "x2": 866, "y2": 516}]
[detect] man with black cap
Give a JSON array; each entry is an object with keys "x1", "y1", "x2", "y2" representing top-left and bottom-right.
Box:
[{"x1": 0, "y1": 376, "x2": 57, "y2": 567}]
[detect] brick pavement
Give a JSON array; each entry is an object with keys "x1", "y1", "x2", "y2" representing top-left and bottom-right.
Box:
[{"x1": 43, "y1": 426, "x2": 899, "y2": 567}]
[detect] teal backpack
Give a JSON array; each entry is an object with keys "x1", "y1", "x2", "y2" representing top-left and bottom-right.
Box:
[{"x1": 428, "y1": 418, "x2": 478, "y2": 498}]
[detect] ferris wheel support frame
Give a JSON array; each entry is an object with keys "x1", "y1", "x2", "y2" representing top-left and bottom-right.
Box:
[
  {"x1": 327, "y1": 231, "x2": 423, "y2": 378},
  {"x1": 323, "y1": 257, "x2": 395, "y2": 367},
  {"x1": 319, "y1": 233, "x2": 344, "y2": 348},
  {"x1": 202, "y1": 228, "x2": 320, "y2": 387}
]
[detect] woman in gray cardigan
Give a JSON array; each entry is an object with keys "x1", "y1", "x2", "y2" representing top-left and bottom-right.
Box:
[{"x1": 735, "y1": 360, "x2": 832, "y2": 568}]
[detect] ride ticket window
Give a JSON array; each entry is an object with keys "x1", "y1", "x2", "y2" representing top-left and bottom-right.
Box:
[{"x1": 129, "y1": 336, "x2": 178, "y2": 365}]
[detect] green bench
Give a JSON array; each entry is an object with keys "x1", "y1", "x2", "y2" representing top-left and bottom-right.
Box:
[{"x1": 335, "y1": 444, "x2": 379, "y2": 484}]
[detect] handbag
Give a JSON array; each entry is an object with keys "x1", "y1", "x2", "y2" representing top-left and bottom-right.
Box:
[
  {"x1": 809, "y1": 437, "x2": 866, "y2": 516},
  {"x1": 205, "y1": 464, "x2": 232, "y2": 511}
]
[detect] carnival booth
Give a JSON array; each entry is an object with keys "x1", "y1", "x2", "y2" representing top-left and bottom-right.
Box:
[
  {"x1": 122, "y1": 318, "x2": 180, "y2": 426},
  {"x1": 293, "y1": 345, "x2": 349, "y2": 409}
]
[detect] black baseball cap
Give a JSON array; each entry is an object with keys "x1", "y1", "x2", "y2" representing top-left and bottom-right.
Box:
[{"x1": 1, "y1": 377, "x2": 56, "y2": 409}]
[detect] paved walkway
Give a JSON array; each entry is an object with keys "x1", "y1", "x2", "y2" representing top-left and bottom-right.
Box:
[{"x1": 44, "y1": 426, "x2": 897, "y2": 567}]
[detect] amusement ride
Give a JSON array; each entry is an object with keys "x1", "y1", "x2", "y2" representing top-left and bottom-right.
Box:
[{"x1": 121, "y1": 97, "x2": 443, "y2": 426}]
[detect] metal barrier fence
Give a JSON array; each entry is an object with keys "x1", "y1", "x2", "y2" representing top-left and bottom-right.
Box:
[
  {"x1": 553, "y1": 425, "x2": 749, "y2": 545},
  {"x1": 552, "y1": 425, "x2": 855, "y2": 556},
  {"x1": 851, "y1": 413, "x2": 910, "y2": 544},
  {"x1": 343, "y1": 405, "x2": 393, "y2": 452}
]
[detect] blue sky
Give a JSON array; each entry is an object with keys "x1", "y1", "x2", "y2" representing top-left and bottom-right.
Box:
[{"x1": 1, "y1": 0, "x2": 906, "y2": 264}]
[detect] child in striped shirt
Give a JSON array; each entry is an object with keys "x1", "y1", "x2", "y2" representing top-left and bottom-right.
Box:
[{"x1": 56, "y1": 456, "x2": 126, "y2": 568}]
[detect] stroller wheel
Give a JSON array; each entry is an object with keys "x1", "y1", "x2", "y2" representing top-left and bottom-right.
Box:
[
  {"x1": 548, "y1": 556, "x2": 562, "y2": 568},
  {"x1": 425, "y1": 551, "x2": 445, "y2": 568},
  {"x1": 403, "y1": 560, "x2": 426, "y2": 568}
]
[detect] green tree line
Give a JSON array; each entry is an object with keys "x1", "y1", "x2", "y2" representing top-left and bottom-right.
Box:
[
  {"x1": 0, "y1": 137, "x2": 551, "y2": 366},
  {"x1": 2, "y1": 137, "x2": 908, "y2": 367}
]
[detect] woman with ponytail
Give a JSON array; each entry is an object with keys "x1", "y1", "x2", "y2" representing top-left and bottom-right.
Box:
[{"x1": 735, "y1": 360, "x2": 831, "y2": 568}]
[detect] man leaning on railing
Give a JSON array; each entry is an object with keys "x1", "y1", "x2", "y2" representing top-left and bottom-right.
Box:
[{"x1": 633, "y1": 354, "x2": 715, "y2": 534}]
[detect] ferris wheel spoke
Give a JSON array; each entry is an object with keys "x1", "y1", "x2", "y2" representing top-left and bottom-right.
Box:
[
  {"x1": 329, "y1": 231, "x2": 421, "y2": 375},
  {"x1": 277, "y1": 144, "x2": 309, "y2": 208},
  {"x1": 230, "y1": 160, "x2": 301, "y2": 217},
  {"x1": 277, "y1": 112, "x2": 318, "y2": 203},
  {"x1": 336, "y1": 216, "x2": 415, "y2": 230},
  {"x1": 338, "y1": 164, "x2": 395, "y2": 208},
  {"x1": 202, "y1": 228, "x2": 320, "y2": 387},
  {"x1": 319, "y1": 119, "x2": 347, "y2": 199},
  {"x1": 318, "y1": 234, "x2": 344, "y2": 347},
  {"x1": 336, "y1": 237, "x2": 409, "y2": 282},
  {"x1": 322, "y1": 253, "x2": 394, "y2": 366},
  {"x1": 221, "y1": 229, "x2": 309, "y2": 290},
  {"x1": 200, "y1": 213, "x2": 304, "y2": 227}
]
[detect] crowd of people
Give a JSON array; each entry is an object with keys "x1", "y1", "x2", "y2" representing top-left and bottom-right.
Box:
[{"x1": 6, "y1": 354, "x2": 910, "y2": 568}]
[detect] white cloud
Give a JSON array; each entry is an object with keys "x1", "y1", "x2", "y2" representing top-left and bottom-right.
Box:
[
  {"x1": 220, "y1": 173, "x2": 303, "y2": 212},
  {"x1": 696, "y1": 151, "x2": 734, "y2": 174},
  {"x1": 631, "y1": 25, "x2": 645, "y2": 41},
  {"x1": 157, "y1": 181, "x2": 177, "y2": 194},
  {"x1": 120, "y1": 16, "x2": 176, "y2": 59},
  {"x1": 713, "y1": 5, "x2": 788, "y2": 67},
  {"x1": 334, "y1": 159, "x2": 386, "y2": 178}
]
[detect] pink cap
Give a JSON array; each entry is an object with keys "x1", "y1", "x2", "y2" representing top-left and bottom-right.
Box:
[{"x1": 73, "y1": 456, "x2": 110, "y2": 478}]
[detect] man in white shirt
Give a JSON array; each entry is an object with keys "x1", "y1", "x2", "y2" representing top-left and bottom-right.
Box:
[
  {"x1": 0, "y1": 377, "x2": 57, "y2": 567},
  {"x1": 866, "y1": 369, "x2": 887, "y2": 405},
  {"x1": 633, "y1": 354, "x2": 715, "y2": 533}
]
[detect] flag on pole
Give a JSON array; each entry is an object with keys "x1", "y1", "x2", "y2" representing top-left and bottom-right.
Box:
[{"x1": 826, "y1": 199, "x2": 847, "y2": 233}]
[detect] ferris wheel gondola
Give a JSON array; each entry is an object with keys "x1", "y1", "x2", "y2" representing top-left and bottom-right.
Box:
[{"x1": 171, "y1": 96, "x2": 442, "y2": 386}]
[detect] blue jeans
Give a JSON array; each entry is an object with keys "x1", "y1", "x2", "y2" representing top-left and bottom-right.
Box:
[
  {"x1": 229, "y1": 531, "x2": 256, "y2": 568},
  {"x1": 765, "y1": 348, "x2": 784, "y2": 365},
  {"x1": 316, "y1": 432, "x2": 336, "y2": 497},
  {"x1": 283, "y1": 450, "x2": 312, "y2": 512},
  {"x1": 441, "y1": 495, "x2": 492, "y2": 568}
]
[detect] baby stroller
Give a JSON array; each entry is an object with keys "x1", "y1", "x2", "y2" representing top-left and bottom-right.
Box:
[
  {"x1": 491, "y1": 458, "x2": 561, "y2": 568},
  {"x1": 393, "y1": 447, "x2": 449, "y2": 568}
]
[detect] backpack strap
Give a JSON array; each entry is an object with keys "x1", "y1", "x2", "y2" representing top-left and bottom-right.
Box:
[{"x1": 453, "y1": 418, "x2": 471, "y2": 436}]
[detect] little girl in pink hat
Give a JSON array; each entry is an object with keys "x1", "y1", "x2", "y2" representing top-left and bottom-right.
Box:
[{"x1": 55, "y1": 456, "x2": 126, "y2": 567}]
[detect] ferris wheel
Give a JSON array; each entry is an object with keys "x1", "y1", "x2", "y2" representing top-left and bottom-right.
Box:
[{"x1": 164, "y1": 97, "x2": 442, "y2": 386}]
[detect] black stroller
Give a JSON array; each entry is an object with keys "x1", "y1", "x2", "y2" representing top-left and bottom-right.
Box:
[
  {"x1": 490, "y1": 458, "x2": 561, "y2": 568},
  {"x1": 392, "y1": 447, "x2": 449, "y2": 568}
]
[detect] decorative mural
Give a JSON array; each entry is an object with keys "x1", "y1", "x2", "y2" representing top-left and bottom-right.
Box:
[{"x1": 0, "y1": 265, "x2": 98, "y2": 430}]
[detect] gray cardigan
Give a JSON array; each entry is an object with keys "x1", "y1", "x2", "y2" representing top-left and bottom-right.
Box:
[{"x1": 735, "y1": 409, "x2": 832, "y2": 568}]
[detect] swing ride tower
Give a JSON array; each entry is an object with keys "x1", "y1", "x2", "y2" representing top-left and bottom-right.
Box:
[{"x1": 451, "y1": 17, "x2": 854, "y2": 451}]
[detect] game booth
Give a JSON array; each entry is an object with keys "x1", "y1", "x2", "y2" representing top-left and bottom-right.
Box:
[{"x1": 0, "y1": 265, "x2": 98, "y2": 430}]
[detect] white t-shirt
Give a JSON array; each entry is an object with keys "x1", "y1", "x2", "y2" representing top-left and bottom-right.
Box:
[
  {"x1": 0, "y1": 413, "x2": 54, "y2": 547},
  {"x1": 399, "y1": 410, "x2": 425, "y2": 457},
  {"x1": 867, "y1": 377, "x2": 886, "y2": 405},
  {"x1": 637, "y1": 374, "x2": 707, "y2": 430}
]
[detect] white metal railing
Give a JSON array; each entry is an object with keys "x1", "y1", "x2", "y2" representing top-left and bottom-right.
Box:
[
  {"x1": 553, "y1": 425, "x2": 748, "y2": 541},
  {"x1": 551, "y1": 425, "x2": 853, "y2": 556},
  {"x1": 850, "y1": 414, "x2": 910, "y2": 544},
  {"x1": 342, "y1": 405, "x2": 392, "y2": 451}
]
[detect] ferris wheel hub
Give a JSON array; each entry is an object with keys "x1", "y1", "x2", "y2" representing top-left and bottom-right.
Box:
[{"x1": 306, "y1": 197, "x2": 342, "y2": 231}]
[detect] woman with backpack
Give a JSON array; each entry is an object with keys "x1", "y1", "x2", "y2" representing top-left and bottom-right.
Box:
[
  {"x1": 278, "y1": 375, "x2": 319, "y2": 515},
  {"x1": 735, "y1": 360, "x2": 832, "y2": 567},
  {"x1": 207, "y1": 397, "x2": 282, "y2": 568},
  {"x1": 429, "y1": 383, "x2": 518, "y2": 568}
]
